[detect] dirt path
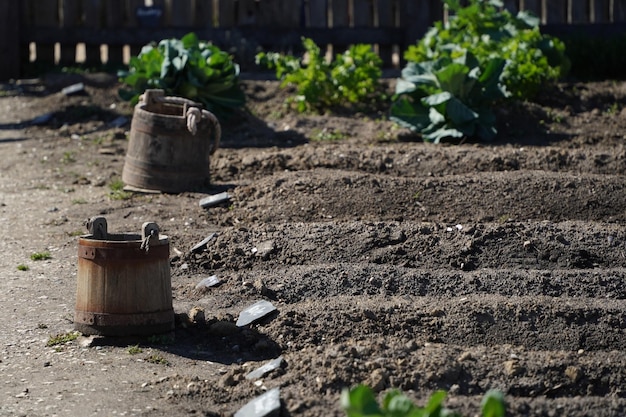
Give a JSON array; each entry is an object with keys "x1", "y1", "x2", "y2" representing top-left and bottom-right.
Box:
[{"x1": 1, "y1": 76, "x2": 626, "y2": 416}]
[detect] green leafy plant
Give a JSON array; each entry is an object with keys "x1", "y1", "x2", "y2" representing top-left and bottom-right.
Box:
[
  {"x1": 17, "y1": 264, "x2": 29, "y2": 271},
  {"x1": 256, "y1": 38, "x2": 384, "y2": 113},
  {"x1": 127, "y1": 345, "x2": 143, "y2": 355},
  {"x1": 342, "y1": 385, "x2": 505, "y2": 417},
  {"x1": 145, "y1": 354, "x2": 169, "y2": 365},
  {"x1": 108, "y1": 179, "x2": 132, "y2": 201},
  {"x1": 46, "y1": 331, "x2": 80, "y2": 347},
  {"x1": 405, "y1": 0, "x2": 569, "y2": 100},
  {"x1": 390, "y1": 52, "x2": 507, "y2": 143},
  {"x1": 119, "y1": 32, "x2": 245, "y2": 117},
  {"x1": 30, "y1": 251, "x2": 52, "y2": 261}
]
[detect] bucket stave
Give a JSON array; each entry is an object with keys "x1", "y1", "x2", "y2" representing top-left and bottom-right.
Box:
[
  {"x1": 74, "y1": 217, "x2": 174, "y2": 336},
  {"x1": 122, "y1": 89, "x2": 221, "y2": 193}
]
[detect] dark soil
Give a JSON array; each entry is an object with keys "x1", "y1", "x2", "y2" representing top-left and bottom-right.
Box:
[{"x1": 1, "y1": 72, "x2": 626, "y2": 416}]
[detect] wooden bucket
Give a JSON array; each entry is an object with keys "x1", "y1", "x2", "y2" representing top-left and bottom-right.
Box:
[
  {"x1": 122, "y1": 89, "x2": 221, "y2": 193},
  {"x1": 74, "y1": 217, "x2": 174, "y2": 336}
]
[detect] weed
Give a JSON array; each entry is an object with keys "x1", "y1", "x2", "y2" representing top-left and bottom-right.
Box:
[
  {"x1": 109, "y1": 179, "x2": 132, "y2": 201},
  {"x1": 147, "y1": 334, "x2": 174, "y2": 345},
  {"x1": 606, "y1": 102, "x2": 620, "y2": 115},
  {"x1": 30, "y1": 251, "x2": 52, "y2": 261},
  {"x1": 17, "y1": 264, "x2": 29, "y2": 271},
  {"x1": 128, "y1": 345, "x2": 143, "y2": 355},
  {"x1": 145, "y1": 354, "x2": 169, "y2": 365},
  {"x1": 46, "y1": 331, "x2": 79, "y2": 347},
  {"x1": 61, "y1": 152, "x2": 76, "y2": 164},
  {"x1": 312, "y1": 128, "x2": 347, "y2": 141},
  {"x1": 498, "y1": 214, "x2": 510, "y2": 224},
  {"x1": 72, "y1": 198, "x2": 87, "y2": 204}
]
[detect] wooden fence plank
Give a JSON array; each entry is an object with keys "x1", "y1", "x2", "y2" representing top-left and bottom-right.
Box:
[
  {"x1": 308, "y1": 0, "x2": 328, "y2": 27},
  {"x1": 167, "y1": 0, "x2": 194, "y2": 26},
  {"x1": 0, "y1": 0, "x2": 21, "y2": 80},
  {"x1": 376, "y1": 0, "x2": 394, "y2": 66},
  {"x1": 520, "y1": 0, "x2": 543, "y2": 19},
  {"x1": 503, "y1": 0, "x2": 520, "y2": 14},
  {"x1": 256, "y1": 0, "x2": 305, "y2": 28},
  {"x1": 569, "y1": 0, "x2": 589, "y2": 22},
  {"x1": 33, "y1": 0, "x2": 59, "y2": 64},
  {"x1": 331, "y1": 0, "x2": 350, "y2": 27},
  {"x1": 218, "y1": 0, "x2": 236, "y2": 27},
  {"x1": 104, "y1": 0, "x2": 126, "y2": 63},
  {"x1": 238, "y1": 0, "x2": 257, "y2": 25},
  {"x1": 592, "y1": 0, "x2": 611, "y2": 22},
  {"x1": 60, "y1": 0, "x2": 81, "y2": 65},
  {"x1": 81, "y1": 0, "x2": 103, "y2": 65},
  {"x1": 615, "y1": 0, "x2": 626, "y2": 20},
  {"x1": 354, "y1": 0, "x2": 374, "y2": 26},
  {"x1": 546, "y1": 0, "x2": 567, "y2": 23},
  {"x1": 126, "y1": 0, "x2": 144, "y2": 27},
  {"x1": 195, "y1": 0, "x2": 215, "y2": 27}
]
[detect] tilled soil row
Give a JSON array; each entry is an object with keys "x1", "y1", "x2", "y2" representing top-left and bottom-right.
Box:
[{"x1": 163, "y1": 159, "x2": 626, "y2": 415}]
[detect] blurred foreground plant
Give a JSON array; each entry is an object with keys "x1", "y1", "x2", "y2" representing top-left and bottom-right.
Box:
[{"x1": 342, "y1": 385, "x2": 506, "y2": 417}]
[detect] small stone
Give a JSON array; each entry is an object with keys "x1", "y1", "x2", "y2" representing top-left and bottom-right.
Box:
[
  {"x1": 565, "y1": 366, "x2": 582, "y2": 382},
  {"x1": 503, "y1": 360, "x2": 524, "y2": 377},
  {"x1": 245, "y1": 356, "x2": 285, "y2": 380},
  {"x1": 220, "y1": 373, "x2": 238, "y2": 387},
  {"x1": 195, "y1": 275, "x2": 221, "y2": 290},
  {"x1": 190, "y1": 233, "x2": 217, "y2": 253},
  {"x1": 236, "y1": 300, "x2": 278, "y2": 327},
  {"x1": 234, "y1": 387, "x2": 281, "y2": 417},
  {"x1": 188, "y1": 306, "x2": 205, "y2": 325},
  {"x1": 362, "y1": 309, "x2": 378, "y2": 321},
  {"x1": 255, "y1": 240, "x2": 276, "y2": 259},
  {"x1": 368, "y1": 368, "x2": 388, "y2": 392},
  {"x1": 457, "y1": 351, "x2": 473, "y2": 362},
  {"x1": 31, "y1": 113, "x2": 54, "y2": 126},
  {"x1": 109, "y1": 116, "x2": 129, "y2": 128},
  {"x1": 61, "y1": 82, "x2": 85, "y2": 96},
  {"x1": 199, "y1": 192, "x2": 231, "y2": 208}
]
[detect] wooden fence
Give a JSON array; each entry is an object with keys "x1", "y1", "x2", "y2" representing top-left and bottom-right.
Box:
[{"x1": 2, "y1": 0, "x2": 626, "y2": 80}]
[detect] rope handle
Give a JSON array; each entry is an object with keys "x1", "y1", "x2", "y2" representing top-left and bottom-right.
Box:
[{"x1": 139, "y1": 90, "x2": 221, "y2": 155}]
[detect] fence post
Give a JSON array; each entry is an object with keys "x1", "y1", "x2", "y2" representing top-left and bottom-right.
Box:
[{"x1": 0, "y1": 0, "x2": 21, "y2": 81}]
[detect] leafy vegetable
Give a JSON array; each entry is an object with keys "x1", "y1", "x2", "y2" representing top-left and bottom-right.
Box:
[
  {"x1": 256, "y1": 38, "x2": 384, "y2": 113},
  {"x1": 342, "y1": 385, "x2": 506, "y2": 417},
  {"x1": 390, "y1": 51, "x2": 507, "y2": 143},
  {"x1": 118, "y1": 32, "x2": 245, "y2": 118},
  {"x1": 405, "y1": 0, "x2": 569, "y2": 100}
]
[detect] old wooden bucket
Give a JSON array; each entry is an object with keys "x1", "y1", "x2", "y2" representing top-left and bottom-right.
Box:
[
  {"x1": 122, "y1": 89, "x2": 221, "y2": 193},
  {"x1": 74, "y1": 217, "x2": 174, "y2": 336}
]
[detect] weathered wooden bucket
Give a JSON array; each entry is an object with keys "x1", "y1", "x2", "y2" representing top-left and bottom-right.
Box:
[
  {"x1": 122, "y1": 89, "x2": 221, "y2": 193},
  {"x1": 74, "y1": 217, "x2": 174, "y2": 336}
]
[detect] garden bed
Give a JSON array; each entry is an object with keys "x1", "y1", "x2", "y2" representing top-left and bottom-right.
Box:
[{"x1": 0, "y1": 73, "x2": 625, "y2": 416}]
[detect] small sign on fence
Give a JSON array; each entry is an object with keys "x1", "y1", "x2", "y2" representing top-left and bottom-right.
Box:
[{"x1": 136, "y1": 6, "x2": 164, "y2": 28}]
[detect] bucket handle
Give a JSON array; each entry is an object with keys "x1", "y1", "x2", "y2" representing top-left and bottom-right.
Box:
[
  {"x1": 139, "y1": 90, "x2": 221, "y2": 155},
  {"x1": 86, "y1": 216, "x2": 108, "y2": 240},
  {"x1": 140, "y1": 222, "x2": 160, "y2": 252}
]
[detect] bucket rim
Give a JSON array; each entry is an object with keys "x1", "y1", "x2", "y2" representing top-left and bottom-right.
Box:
[{"x1": 78, "y1": 233, "x2": 169, "y2": 245}]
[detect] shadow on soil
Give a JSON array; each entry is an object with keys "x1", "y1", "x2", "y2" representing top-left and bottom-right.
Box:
[{"x1": 85, "y1": 314, "x2": 282, "y2": 366}]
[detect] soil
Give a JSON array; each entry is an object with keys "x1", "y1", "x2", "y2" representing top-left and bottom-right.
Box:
[{"x1": 1, "y1": 72, "x2": 626, "y2": 417}]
